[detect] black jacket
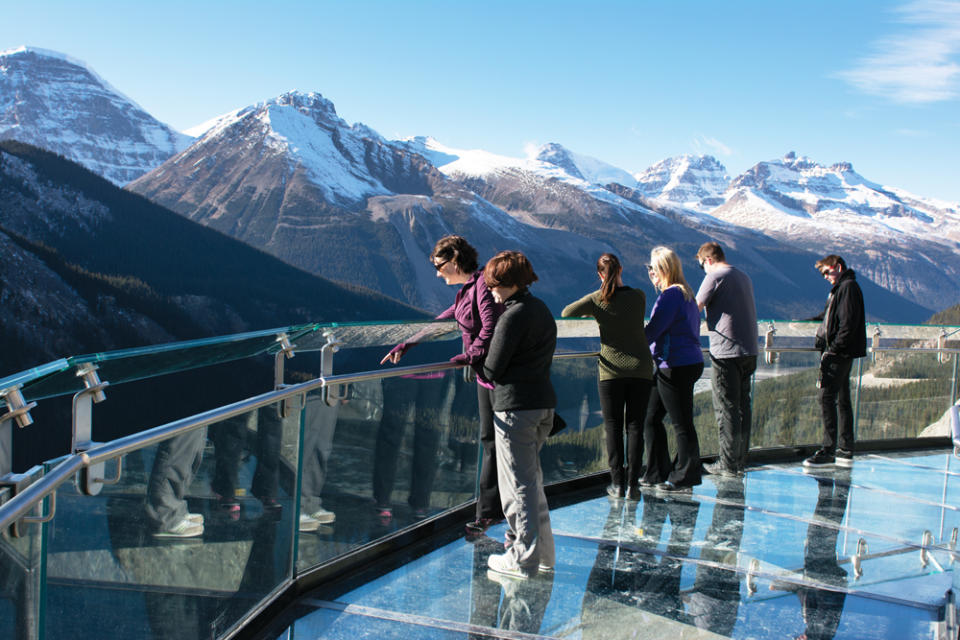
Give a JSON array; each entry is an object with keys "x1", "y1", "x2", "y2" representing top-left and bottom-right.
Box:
[
  {"x1": 483, "y1": 290, "x2": 557, "y2": 411},
  {"x1": 815, "y1": 269, "x2": 866, "y2": 358}
]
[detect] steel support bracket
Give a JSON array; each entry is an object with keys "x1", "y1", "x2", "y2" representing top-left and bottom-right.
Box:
[
  {"x1": 321, "y1": 330, "x2": 345, "y2": 407},
  {"x1": 71, "y1": 364, "x2": 110, "y2": 496},
  {"x1": 0, "y1": 468, "x2": 48, "y2": 538}
]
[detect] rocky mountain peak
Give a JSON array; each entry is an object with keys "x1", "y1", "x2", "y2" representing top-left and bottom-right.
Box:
[
  {"x1": 634, "y1": 154, "x2": 729, "y2": 211},
  {"x1": 0, "y1": 46, "x2": 192, "y2": 185},
  {"x1": 534, "y1": 143, "x2": 586, "y2": 180}
]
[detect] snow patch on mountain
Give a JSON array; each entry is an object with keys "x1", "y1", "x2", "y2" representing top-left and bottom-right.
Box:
[
  {"x1": 263, "y1": 102, "x2": 388, "y2": 202},
  {"x1": 534, "y1": 142, "x2": 638, "y2": 188},
  {"x1": 715, "y1": 152, "x2": 960, "y2": 246},
  {"x1": 0, "y1": 46, "x2": 192, "y2": 184},
  {"x1": 635, "y1": 155, "x2": 730, "y2": 212}
]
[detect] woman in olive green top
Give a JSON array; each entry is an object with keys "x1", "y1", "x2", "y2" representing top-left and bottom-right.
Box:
[{"x1": 561, "y1": 253, "x2": 654, "y2": 500}]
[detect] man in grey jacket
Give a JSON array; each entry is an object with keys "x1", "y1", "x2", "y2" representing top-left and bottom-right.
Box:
[{"x1": 695, "y1": 242, "x2": 758, "y2": 477}]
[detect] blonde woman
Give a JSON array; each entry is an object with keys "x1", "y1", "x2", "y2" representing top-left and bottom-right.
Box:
[{"x1": 643, "y1": 246, "x2": 704, "y2": 491}]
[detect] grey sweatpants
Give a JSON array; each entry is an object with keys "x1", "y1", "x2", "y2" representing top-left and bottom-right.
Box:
[{"x1": 493, "y1": 408, "x2": 555, "y2": 571}]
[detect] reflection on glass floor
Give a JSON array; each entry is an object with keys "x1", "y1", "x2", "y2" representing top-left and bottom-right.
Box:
[{"x1": 279, "y1": 450, "x2": 960, "y2": 639}]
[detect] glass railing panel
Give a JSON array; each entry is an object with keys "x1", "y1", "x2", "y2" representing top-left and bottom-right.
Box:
[
  {"x1": 750, "y1": 351, "x2": 823, "y2": 449},
  {"x1": 0, "y1": 464, "x2": 46, "y2": 640},
  {"x1": 20, "y1": 325, "x2": 316, "y2": 403},
  {"x1": 291, "y1": 320, "x2": 459, "y2": 354},
  {"x1": 0, "y1": 360, "x2": 70, "y2": 410},
  {"x1": 39, "y1": 405, "x2": 299, "y2": 640},
  {"x1": 543, "y1": 356, "x2": 605, "y2": 483},
  {"x1": 296, "y1": 371, "x2": 478, "y2": 572},
  {"x1": 857, "y1": 352, "x2": 957, "y2": 441}
]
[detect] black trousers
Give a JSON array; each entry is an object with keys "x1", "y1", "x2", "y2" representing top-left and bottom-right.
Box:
[
  {"x1": 597, "y1": 377, "x2": 653, "y2": 487},
  {"x1": 818, "y1": 354, "x2": 855, "y2": 452},
  {"x1": 710, "y1": 355, "x2": 757, "y2": 472},
  {"x1": 643, "y1": 362, "x2": 705, "y2": 487},
  {"x1": 475, "y1": 383, "x2": 504, "y2": 520},
  {"x1": 373, "y1": 376, "x2": 446, "y2": 509}
]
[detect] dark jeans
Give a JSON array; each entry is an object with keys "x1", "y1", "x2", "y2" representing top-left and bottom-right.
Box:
[
  {"x1": 818, "y1": 354, "x2": 855, "y2": 452},
  {"x1": 597, "y1": 377, "x2": 653, "y2": 487},
  {"x1": 145, "y1": 426, "x2": 206, "y2": 530},
  {"x1": 710, "y1": 355, "x2": 757, "y2": 472},
  {"x1": 373, "y1": 375, "x2": 446, "y2": 510},
  {"x1": 211, "y1": 407, "x2": 282, "y2": 501},
  {"x1": 643, "y1": 362, "x2": 705, "y2": 487},
  {"x1": 475, "y1": 383, "x2": 504, "y2": 520},
  {"x1": 301, "y1": 394, "x2": 339, "y2": 512}
]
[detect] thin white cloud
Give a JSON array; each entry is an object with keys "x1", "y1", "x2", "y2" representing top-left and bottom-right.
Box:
[
  {"x1": 522, "y1": 141, "x2": 542, "y2": 159},
  {"x1": 895, "y1": 127, "x2": 932, "y2": 136},
  {"x1": 692, "y1": 135, "x2": 733, "y2": 157},
  {"x1": 837, "y1": 0, "x2": 960, "y2": 103}
]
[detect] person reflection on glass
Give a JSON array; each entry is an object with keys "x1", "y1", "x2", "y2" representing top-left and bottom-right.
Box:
[
  {"x1": 467, "y1": 528, "x2": 555, "y2": 637},
  {"x1": 210, "y1": 408, "x2": 282, "y2": 520},
  {"x1": 795, "y1": 470, "x2": 850, "y2": 640},
  {"x1": 632, "y1": 493, "x2": 701, "y2": 623},
  {"x1": 580, "y1": 496, "x2": 643, "y2": 636},
  {"x1": 688, "y1": 476, "x2": 746, "y2": 635},
  {"x1": 372, "y1": 373, "x2": 447, "y2": 521},
  {"x1": 145, "y1": 427, "x2": 207, "y2": 538}
]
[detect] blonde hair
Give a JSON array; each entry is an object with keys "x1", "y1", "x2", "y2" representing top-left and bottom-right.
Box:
[{"x1": 650, "y1": 246, "x2": 695, "y2": 301}]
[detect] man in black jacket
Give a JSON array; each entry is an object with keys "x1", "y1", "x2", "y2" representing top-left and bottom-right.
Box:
[{"x1": 803, "y1": 255, "x2": 866, "y2": 468}]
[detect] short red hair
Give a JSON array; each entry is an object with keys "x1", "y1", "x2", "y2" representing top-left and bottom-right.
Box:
[{"x1": 483, "y1": 251, "x2": 538, "y2": 289}]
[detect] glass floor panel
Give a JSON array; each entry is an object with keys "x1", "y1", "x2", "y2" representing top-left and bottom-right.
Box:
[{"x1": 279, "y1": 450, "x2": 958, "y2": 639}]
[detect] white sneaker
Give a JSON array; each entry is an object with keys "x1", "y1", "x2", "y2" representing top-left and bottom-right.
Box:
[
  {"x1": 299, "y1": 514, "x2": 320, "y2": 532},
  {"x1": 186, "y1": 512, "x2": 204, "y2": 525},
  {"x1": 487, "y1": 553, "x2": 534, "y2": 580},
  {"x1": 153, "y1": 517, "x2": 203, "y2": 538},
  {"x1": 308, "y1": 507, "x2": 336, "y2": 524}
]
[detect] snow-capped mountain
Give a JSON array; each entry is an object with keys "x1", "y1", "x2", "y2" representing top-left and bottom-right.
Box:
[
  {"x1": 6, "y1": 43, "x2": 946, "y2": 319},
  {"x1": 711, "y1": 152, "x2": 960, "y2": 306},
  {"x1": 129, "y1": 92, "x2": 601, "y2": 312},
  {"x1": 635, "y1": 154, "x2": 730, "y2": 212},
  {"x1": 0, "y1": 46, "x2": 192, "y2": 184},
  {"x1": 394, "y1": 138, "x2": 916, "y2": 320},
  {"x1": 0, "y1": 139, "x2": 423, "y2": 371}
]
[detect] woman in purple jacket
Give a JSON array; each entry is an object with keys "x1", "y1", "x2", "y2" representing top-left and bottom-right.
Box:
[
  {"x1": 382, "y1": 235, "x2": 505, "y2": 533},
  {"x1": 642, "y1": 246, "x2": 705, "y2": 491}
]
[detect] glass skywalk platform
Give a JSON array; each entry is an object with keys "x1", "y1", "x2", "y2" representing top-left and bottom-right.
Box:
[
  {"x1": 0, "y1": 319, "x2": 958, "y2": 639},
  {"x1": 273, "y1": 450, "x2": 960, "y2": 640}
]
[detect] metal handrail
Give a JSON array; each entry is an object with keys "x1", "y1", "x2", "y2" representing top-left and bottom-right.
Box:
[
  {"x1": 3, "y1": 342, "x2": 957, "y2": 531},
  {"x1": 0, "y1": 359, "x2": 467, "y2": 531}
]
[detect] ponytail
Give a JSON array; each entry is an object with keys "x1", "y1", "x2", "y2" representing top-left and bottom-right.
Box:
[{"x1": 597, "y1": 253, "x2": 622, "y2": 304}]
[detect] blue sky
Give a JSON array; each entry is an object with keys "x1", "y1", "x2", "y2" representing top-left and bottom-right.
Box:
[{"x1": 3, "y1": 0, "x2": 960, "y2": 202}]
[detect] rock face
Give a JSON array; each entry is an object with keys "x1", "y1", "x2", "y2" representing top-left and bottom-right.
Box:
[
  {"x1": 129, "y1": 92, "x2": 599, "y2": 313},
  {"x1": 6, "y1": 46, "x2": 951, "y2": 319},
  {"x1": 0, "y1": 140, "x2": 423, "y2": 372},
  {"x1": 0, "y1": 47, "x2": 192, "y2": 184}
]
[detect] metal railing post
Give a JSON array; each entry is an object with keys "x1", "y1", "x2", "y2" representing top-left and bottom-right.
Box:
[{"x1": 321, "y1": 330, "x2": 344, "y2": 407}]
